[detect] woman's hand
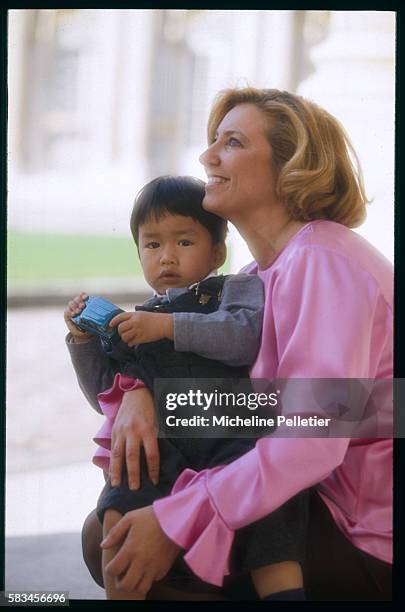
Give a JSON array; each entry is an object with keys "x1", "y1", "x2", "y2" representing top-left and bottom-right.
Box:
[
  {"x1": 109, "y1": 311, "x2": 174, "y2": 346},
  {"x1": 101, "y1": 506, "x2": 181, "y2": 594},
  {"x1": 110, "y1": 387, "x2": 160, "y2": 490},
  {"x1": 64, "y1": 292, "x2": 93, "y2": 342}
]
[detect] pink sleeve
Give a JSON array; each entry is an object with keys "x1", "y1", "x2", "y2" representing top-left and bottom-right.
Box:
[
  {"x1": 92, "y1": 373, "x2": 145, "y2": 471},
  {"x1": 153, "y1": 248, "x2": 380, "y2": 585},
  {"x1": 272, "y1": 246, "x2": 379, "y2": 379}
]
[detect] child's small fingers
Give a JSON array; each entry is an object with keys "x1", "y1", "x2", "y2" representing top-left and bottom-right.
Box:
[
  {"x1": 127, "y1": 332, "x2": 140, "y2": 346},
  {"x1": 118, "y1": 321, "x2": 133, "y2": 335},
  {"x1": 71, "y1": 297, "x2": 86, "y2": 313},
  {"x1": 121, "y1": 331, "x2": 137, "y2": 345},
  {"x1": 110, "y1": 312, "x2": 131, "y2": 328}
]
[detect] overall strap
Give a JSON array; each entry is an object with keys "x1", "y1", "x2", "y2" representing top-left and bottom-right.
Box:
[{"x1": 192, "y1": 274, "x2": 230, "y2": 305}]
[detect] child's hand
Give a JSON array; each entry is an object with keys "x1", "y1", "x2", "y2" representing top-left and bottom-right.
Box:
[
  {"x1": 64, "y1": 292, "x2": 93, "y2": 342},
  {"x1": 109, "y1": 311, "x2": 174, "y2": 346}
]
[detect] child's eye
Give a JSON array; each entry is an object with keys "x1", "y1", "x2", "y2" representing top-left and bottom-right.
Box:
[
  {"x1": 178, "y1": 239, "x2": 193, "y2": 247},
  {"x1": 145, "y1": 241, "x2": 160, "y2": 249}
]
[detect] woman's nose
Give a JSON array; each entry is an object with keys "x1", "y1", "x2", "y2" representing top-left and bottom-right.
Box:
[{"x1": 199, "y1": 144, "x2": 219, "y2": 168}]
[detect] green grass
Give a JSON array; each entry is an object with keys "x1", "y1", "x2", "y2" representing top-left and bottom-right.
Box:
[
  {"x1": 7, "y1": 230, "x2": 142, "y2": 282},
  {"x1": 7, "y1": 230, "x2": 230, "y2": 283}
]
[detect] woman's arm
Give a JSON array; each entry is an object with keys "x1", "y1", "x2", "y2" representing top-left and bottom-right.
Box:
[
  {"x1": 151, "y1": 246, "x2": 387, "y2": 585},
  {"x1": 66, "y1": 337, "x2": 159, "y2": 487}
]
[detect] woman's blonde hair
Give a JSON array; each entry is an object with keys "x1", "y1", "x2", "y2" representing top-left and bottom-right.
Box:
[{"x1": 207, "y1": 87, "x2": 369, "y2": 227}]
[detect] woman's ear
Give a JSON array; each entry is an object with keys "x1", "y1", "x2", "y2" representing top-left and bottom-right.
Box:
[{"x1": 213, "y1": 242, "x2": 227, "y2": 269}]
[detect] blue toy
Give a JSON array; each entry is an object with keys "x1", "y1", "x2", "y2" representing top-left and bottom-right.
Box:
[{"x1": 72, "y1": 296, "x2": 124, "y2": 350}]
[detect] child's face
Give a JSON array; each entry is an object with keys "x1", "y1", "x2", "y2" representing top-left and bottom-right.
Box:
[{"x1": 138, "y1": 214, "x2": 226, "y2": 294}]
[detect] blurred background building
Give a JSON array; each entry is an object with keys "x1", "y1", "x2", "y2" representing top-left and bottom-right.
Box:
[
  {"x1": 8, "y1": 9, "x2": 395, "y2": 278},
  {"x1": 6, "y1": 9, "x2": 396, "y2": 599}
]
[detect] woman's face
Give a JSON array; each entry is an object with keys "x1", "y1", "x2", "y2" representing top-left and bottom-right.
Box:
[{"x1": 199, "y1": 103, "x2": 277, "y2": 221}]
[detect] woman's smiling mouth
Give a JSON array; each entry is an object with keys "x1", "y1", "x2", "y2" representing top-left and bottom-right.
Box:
[{"x1": 207, "y1": 176, "x2": 229, "y2": 186}]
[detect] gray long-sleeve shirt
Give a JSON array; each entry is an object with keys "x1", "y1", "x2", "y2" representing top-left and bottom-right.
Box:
[{"x1": 66, "y1": 273, "x2": 264, "y2": 413}]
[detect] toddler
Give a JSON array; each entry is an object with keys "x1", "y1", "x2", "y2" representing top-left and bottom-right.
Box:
[{"x1": 65, "y1": 176, "x2": 308, "y2": 601}]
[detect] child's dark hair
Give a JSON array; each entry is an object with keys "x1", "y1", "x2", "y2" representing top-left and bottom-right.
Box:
[{"x1": 130, "y1": 176, "x2": 228, "y2": 246}]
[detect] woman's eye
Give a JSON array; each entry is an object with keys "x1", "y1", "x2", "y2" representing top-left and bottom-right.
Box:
[
  {"x1": 227, "y1": 137, "x2": 241, "y2": 147},
  {"x1": 145, "y1": 242, "x2": 160, "y2": 249},
  {"x1": 179, "y1": 240, "x2": 193, "y2": 247}
]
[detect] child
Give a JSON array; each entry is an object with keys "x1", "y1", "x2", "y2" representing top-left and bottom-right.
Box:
[{"x1": 65, "y1": 176, "x2": 308, "y2": 601}]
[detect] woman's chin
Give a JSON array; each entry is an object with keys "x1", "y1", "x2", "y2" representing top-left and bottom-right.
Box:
[{"x1": 202, "y1": 195, "x2": 226, "y2": 217}]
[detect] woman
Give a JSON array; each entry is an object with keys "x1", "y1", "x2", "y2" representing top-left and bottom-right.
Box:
[{"x1": 77, "y1": 87, "x2": 393, "y2": 600}]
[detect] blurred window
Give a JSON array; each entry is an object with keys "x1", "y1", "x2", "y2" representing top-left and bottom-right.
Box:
[{"x1": 22, "y1": 10, "x2": 90, "y2": 171}]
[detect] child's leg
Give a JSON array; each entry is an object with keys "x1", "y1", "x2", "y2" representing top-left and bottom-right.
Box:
[
  {"x1": 251, "y1": 561, "x2": 304, "y2": 599},
  {"x1": 102, "y1": 508, "x2": 146, "y2": 600},
  {"x1": 82, "y1": 508, "x2": 104, "y2": 587},
  {"x1": 97, "y1": 440, "x2": 191, "y2": 599},
  {"x1": 229, "y1": 489, "x2": 309, "y2": 601}
]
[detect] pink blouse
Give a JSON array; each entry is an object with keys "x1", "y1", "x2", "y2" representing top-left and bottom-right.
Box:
[{"x1": 151, "y1": 220, "x2": 393, "y2": 586}]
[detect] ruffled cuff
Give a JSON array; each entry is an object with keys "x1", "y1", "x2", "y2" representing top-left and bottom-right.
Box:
[
  {"x1": 97, "y1": 373, "x2": 146, "y2": 417},
  {"x1": 91, "y1": 373, "x2": 145, "y2": 469},
  {"x1": 92, "y1": 446, "x2": 111, "y2": 471},
  {"x1": 153, "y1": 467, "x2": 234, "y2": 586}
]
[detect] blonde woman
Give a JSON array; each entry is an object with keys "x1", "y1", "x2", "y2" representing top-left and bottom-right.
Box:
[{"x1": 76, "y1": 88, "x2": 392, "y2": 601}]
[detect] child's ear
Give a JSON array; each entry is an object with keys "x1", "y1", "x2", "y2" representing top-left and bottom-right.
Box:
[{"x1": 213, "y1": 242, "x2": 227, "y2": 269}]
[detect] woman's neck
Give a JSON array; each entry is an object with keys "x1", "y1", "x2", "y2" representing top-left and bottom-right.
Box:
[{"x1": 233, "y1": 207, "x2": 308, "y2": 269}]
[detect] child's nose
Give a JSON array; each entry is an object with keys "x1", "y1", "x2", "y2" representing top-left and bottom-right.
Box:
[{"x1": 160, "y1": 248, "x2": 177, "y2": 265}]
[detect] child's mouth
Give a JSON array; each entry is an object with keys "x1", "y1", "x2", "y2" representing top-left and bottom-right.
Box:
[{"x1": 159, "y1": 272, "x2": 181, "y2": 281}]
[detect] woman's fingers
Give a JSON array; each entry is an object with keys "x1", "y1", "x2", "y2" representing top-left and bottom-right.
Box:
[
  {"x1": 103, "y1": 507, "x2": 181, "y2": 594},
  {"x1": 103, "y1": 519, "x2": 153, "y2": 594},
  {"x1": 134, "y1": 573, "x2": 153, "y2": 596},
  {"x1": 104, "y1": 546, "x2": 131, "y2": 579},
  {"x1": 110, "y1": 388, "x2": 159, "y2": 489},
  {"x1": 116, "y1": 569, "x2": 152, "y2": 595},
  {"x1": 101, "y1": 515, "x2": 131, "y2": 551},
  {"x1": 142, "y1": 432, "x2": 160, "y2": 485},
  {"x1": 125, "y1": 437, "x2": 141, "y2": 490},
  {"x1": 109, "y1": 435, "x2": 125, "y2": 487}
]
